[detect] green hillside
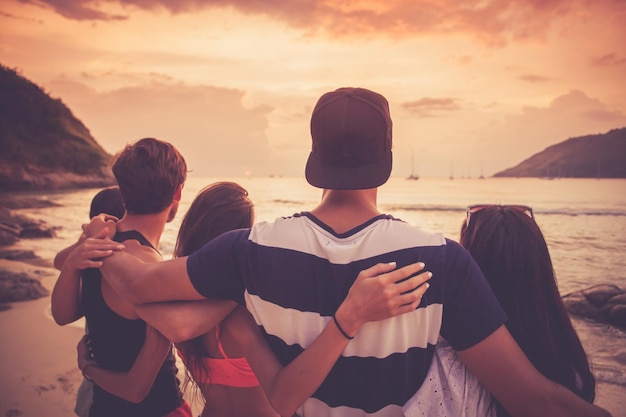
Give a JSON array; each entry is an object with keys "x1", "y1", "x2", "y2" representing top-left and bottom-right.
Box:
[
  {"x1": 0, "y1": 64, "x2": 115, "y2": 191},
  {"x1": 493, "y1": 128, "x2": 626, "y2": 178}
]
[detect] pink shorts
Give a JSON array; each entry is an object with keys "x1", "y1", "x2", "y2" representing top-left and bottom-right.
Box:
[{"x1": 164, "y1": 401, "x2": 193, "y2": 417}]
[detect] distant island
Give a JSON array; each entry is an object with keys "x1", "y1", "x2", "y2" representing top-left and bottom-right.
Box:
[
  {"x1": 493, "y1": 127, "x2": 626, "y2": 178},
  {"x1": 0, "y1": 64, "x2": 115, "y2": 192}
]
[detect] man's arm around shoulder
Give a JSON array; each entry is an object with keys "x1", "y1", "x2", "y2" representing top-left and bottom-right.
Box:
[
  {"x1": 100, "y1": 241, "x2": 205, "y2": 304},
  {"x1": 457, "y1": 325, "x2": 612, "y2": 417}
]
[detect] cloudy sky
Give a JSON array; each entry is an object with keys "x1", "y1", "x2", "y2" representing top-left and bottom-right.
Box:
[{"x1": 1, "y1": 0, "x2": 625, "y2": 178}]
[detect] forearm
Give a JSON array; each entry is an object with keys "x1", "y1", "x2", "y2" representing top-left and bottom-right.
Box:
[
  {"x1": 251, "y1": 262, "x2": 432, "y2": 416},
  {"x1": 137, "y1": 299, "x2": 237, "y2": 342},
  {"x1": 458, "y1": 326, "x2": 612, "y2": 417},
  {"x1": 500, "y1": 379, "x2": 611, "y2": 417},
  {"x1": 536, "y1": 383, "x2": 612, "y2": 417},
  {"x1": 54, "y1": 238, "x2": 83, "y2": 270},
  {"x1": 261, "y1": 316, "x2": 353, "y2": 416},
  {"x1": 50, "y1": 268, "x2": 83, "y2": 325},
  {"x1": 81, "y1": 328, "x2": 172, "y2": 403},
  {"x1": 232, "y1": 304, "x2": 355, "y2": 417},
  {"x1": 82, "y1": 363, "x2": 149, "y2": 403}
]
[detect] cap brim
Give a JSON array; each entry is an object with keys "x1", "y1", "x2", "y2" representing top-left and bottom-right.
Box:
[{"x1": 305, "y1": 152, "x2": 392, "y2": 190}]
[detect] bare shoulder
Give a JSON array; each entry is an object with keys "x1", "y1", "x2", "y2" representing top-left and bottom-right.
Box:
[{"x1": 120, "y1": 239, "x2": 162, "y2": 263}]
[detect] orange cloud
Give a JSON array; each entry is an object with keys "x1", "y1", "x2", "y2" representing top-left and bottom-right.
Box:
[
  {"x1": 22, "y1": 0, "x2": 625, "y2": 45},
  {"x1": 0, "y1": 10, "x2": 43, "y2": 23},
  {"x1": 21, "y1": 0, "x2": 126, "y2": 20},
  {"x1": 402, "y1": 97, "x2": 461, "y2": 117},
  {"x1": 591, "y1": 53, "x2": 626, "y2": 67},
  {"x1": 519, "y1": 74, "x2": 552, "y2": 83}
]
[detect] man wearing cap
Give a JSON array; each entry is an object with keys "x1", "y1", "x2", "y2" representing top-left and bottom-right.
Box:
[{"x1": 93, "y1": 88, "x2": 612, "y2": 417}]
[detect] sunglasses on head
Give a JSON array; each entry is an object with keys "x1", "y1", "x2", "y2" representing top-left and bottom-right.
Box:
[{"x1": 466, "y1": 204, "x2": 534, "y2": 227}]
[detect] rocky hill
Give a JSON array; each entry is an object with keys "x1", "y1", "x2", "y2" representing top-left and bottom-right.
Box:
[
  {"x1": 493, "y1": 127, "x2": 626, "y2": 178},
  {"x1": 0, "y1": 64, "x2": 115, "y2": 191}
]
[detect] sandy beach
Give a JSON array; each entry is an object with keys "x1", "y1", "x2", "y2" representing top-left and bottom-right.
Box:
[
  {"x1": 0, "y1": 257, "x2": 85, "y2": 417},
  {"x1": 1, "y1": 249, "x2": 625, "y2": 417}
]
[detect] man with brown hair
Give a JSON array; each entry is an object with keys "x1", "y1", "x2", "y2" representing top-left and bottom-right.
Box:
[
  {"x1": 112, "y1": 138, "x2": 186, "y2": 218},
  {"x1": 67, "y1": 137, "x2": 191, "y2": 416}
]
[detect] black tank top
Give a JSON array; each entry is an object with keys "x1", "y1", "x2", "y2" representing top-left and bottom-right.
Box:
[{"x1": 82, "y1": 230, "x2": 183, "y2": 417}]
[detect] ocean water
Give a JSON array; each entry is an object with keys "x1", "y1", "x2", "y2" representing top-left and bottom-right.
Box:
[{"x1": 12, "y1": 176, "x2": 626, "y2": 389}]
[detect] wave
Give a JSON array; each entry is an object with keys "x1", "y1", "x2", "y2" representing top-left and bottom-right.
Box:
[
  {"x1": 269, "y1": 199, "x2": 308, "y2": 206},
  {"x1": 382, "y1": 204, "x2": 626, "y2": 217},
  {"x1": 594, "y1": 365, "x2": 626, "y2": 387}
]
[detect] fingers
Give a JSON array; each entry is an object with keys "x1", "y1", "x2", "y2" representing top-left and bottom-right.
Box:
[
  {"x1": 83, "y1": 239, "x2": 124, "y2": 250},
  {"x1": 98, "y1": 213, "x2": 120, "y2": 222},
  {"x1": 386, "y1": 262, "x2": 425, "y2": 284},
  {"x1": 94, "y1": 228, "x2": 110, "y2": 239},
  {"x1": 394, "y1": 276, "x2": 431, "y2": 311},
  {"x1": 394, "y1": 269, "x2": 432, "y2": 295},
  {"x1": 68, "y1": 241, "x2": 124, "y2": 269},
  {"x1": 356, "y1": 261, "x2": 398, "y2": 281},
  {"x1": 357, "y1": 260, "x2": 431, "y2": 297},
  {"x1": 379, "y1": 266, "x2": 432, "y2": 315},
  {"x1": 83, "y1": 215, "x2": 117, "y2": 238},
  {"x1": 80, "y1": 248, "x2": 117, "y2": 262},
  {"x1": 76, "y1": 260, "x2": 104, "y2": 269}
]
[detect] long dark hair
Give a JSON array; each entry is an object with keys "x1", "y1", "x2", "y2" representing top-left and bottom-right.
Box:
[
  {"x1": 460, "y1": 206, "x2": 595, "y2": 416},
  {"x1": 174, "y1": 182, "x2": 254, "y2": 393}
]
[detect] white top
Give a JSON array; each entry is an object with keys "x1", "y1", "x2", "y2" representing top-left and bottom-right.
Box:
[{"x1": 403, "y1": 338, "x2": 496, "y2": 417}]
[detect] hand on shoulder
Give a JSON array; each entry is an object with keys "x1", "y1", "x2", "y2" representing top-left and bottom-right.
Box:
[
  {"x1": 64, "y1": 229, "x2": 125, "y2": 270},
  {"x1": 83, "y1": 213, "x2": 118, "y2": 239}
]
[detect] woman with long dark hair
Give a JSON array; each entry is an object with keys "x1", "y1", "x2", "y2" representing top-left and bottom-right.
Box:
[
  {"x1": 405, "y1": 204, "x2": 596, "y2": 417},
  {"x1": 461, "y1": 205, "x2": 595, "y2": 412}
]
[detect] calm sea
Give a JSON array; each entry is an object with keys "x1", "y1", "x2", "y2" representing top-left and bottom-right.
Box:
[{"x1": 13, "y1": 176, "x2": 626, "y2": 390}]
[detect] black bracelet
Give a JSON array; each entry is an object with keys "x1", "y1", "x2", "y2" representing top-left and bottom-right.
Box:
[{"x1": 332, "y1": 313, "x2": 354, "y2": 340}]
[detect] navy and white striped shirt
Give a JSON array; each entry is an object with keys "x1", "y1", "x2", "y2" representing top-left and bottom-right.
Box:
[{"x1": 187, "y1": 212, "x2": 506, "y2": 416}]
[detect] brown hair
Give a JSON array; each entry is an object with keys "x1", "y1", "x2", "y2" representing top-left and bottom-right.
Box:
[
  {"x1": 112, "y1": 138, "x2": 187, "y2": 215},
  {"x1": 460, "y1": 206, "x2": 595, "y2": 416},
  {"x1": 174, "y1": 182, "x2": 254, "y2": 392}
]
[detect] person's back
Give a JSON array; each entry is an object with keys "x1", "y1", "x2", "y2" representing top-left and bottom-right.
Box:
[
  {"x1": 82, "y1": 230, "x2": 183, "y2": 416},
  {"x1": 82, "y1": 138, "x2": 188, "y2": 417},
  {"x1": 186, "y1": 88, "x2": 506, "y2": 415},
  {"x1": 181, "y1": 326, "x2": 278, "y2": 417}
]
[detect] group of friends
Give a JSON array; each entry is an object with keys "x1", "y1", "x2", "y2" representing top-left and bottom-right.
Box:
[{"x1": 50, "y1": 87, "x2": 610, "y2": 417}]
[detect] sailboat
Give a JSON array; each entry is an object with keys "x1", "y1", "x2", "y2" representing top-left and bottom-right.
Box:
[{"x1": 407, "y1": 152, "x2": 419, "y2": 180}]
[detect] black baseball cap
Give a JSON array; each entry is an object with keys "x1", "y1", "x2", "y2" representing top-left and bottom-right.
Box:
[{"x1": 305, "y1": 87, "x2": 393, "y2": 190}]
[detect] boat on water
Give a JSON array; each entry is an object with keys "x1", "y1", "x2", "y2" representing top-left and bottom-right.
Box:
[{"x1": 407, "y1": 152, "x2": 419, "y2": 180}]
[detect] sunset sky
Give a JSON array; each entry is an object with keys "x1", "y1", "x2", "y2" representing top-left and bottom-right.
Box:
[{"x1": 1, "y1": 0, "x2": 625, "y2": 178}]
